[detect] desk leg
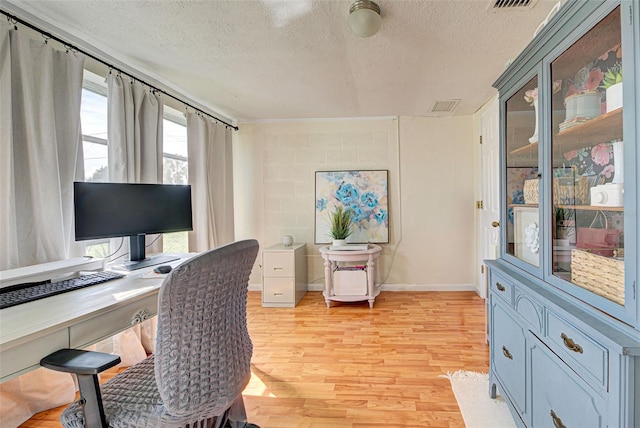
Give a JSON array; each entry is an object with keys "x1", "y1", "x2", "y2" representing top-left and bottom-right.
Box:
[
  {"x1": 367, "y1": 257, "x2": 375, "y2": 308},
  {"x1": 324, "y1": 259, "x2": 332, "y2": 308}
]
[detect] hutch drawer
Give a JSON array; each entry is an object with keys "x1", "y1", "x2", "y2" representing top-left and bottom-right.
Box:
[
  {"x1": 491, "y1": 300, "x2": 528, "y2": 417},
  {"x1": 531, "y1": 336, "x2": 606, "y2": 428},
  {"x1": 545, "y1": 311, "x2": 609, "y2": 391}
]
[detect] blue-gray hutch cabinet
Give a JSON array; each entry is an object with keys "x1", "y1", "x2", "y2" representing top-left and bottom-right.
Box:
[{"x1": 487, "y1": 1, "x2": 640, "y2": 427}]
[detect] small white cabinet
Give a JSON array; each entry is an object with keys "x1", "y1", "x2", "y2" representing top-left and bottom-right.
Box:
[
  {"x1": 261, "y1": 243, "x2": 307, "y2": 307},
  {"x1": 319, "y1": 244, "x2": 382, "y2": 308}
]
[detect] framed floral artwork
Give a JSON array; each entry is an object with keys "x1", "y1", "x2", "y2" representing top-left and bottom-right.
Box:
[{"x1": 314, "y1": 170, "x2": 389, "y2": 244}]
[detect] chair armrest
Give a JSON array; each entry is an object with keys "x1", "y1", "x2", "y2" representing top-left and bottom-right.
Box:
[{"x1": 40, "y1": 348, "x2": 121, "y2": 375}]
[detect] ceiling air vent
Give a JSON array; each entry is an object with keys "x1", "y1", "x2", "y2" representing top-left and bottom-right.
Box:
[
  {"x1": 493, "y1": 0, "x2": 531, "y2": 8},
  {"x1": 429, "y1": 99, "x2": 460, "y2": 115}
]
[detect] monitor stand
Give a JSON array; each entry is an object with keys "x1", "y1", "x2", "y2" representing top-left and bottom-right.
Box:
[
  {"x1": 118, "y1": 254, "x2": 179, "y2": 271},
  {"x1": 117, "y1": 235, "x2": 179, "y2": 271}
]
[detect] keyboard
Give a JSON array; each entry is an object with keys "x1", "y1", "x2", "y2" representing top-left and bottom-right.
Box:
[{"x1": 0, "y1": 271, "x2": 125, "y2": 310}]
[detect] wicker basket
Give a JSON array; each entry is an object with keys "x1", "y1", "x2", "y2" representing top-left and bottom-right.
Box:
[
  {"x1": 571, "y1": 249, "x2": 624, "y2": 305},
  {"x1": 524, "y1": 179, "x2": 539, "y2": 204},
  {"x1": 553, "y1": 176, "x2": 589, "y2": 205}
]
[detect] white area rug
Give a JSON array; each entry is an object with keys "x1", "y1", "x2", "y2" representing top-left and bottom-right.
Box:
[{"x1": 441, "y1": 371, "x2": 516, "y2": 428}]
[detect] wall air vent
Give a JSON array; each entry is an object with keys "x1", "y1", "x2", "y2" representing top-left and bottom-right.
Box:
[{"x1": 429, "y1": 99, "x2": 460, "y2": 114}]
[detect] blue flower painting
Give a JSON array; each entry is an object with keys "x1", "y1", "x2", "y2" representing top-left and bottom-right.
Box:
[{"x1": 315, "y1": 170, "x2": 389, "y2": 244}]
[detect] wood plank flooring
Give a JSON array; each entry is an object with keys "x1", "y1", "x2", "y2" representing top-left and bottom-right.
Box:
[{"x1": 21, "y1": 291, "x2": 489, "y2": 428}]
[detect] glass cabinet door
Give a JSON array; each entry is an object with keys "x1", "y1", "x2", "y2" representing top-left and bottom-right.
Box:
[
  {"x1": 505, "y1": 76, "x2": 540, "y2": 268},
  {"x1": 549, "y1": 6, "x2": 624, "y2": 306}
]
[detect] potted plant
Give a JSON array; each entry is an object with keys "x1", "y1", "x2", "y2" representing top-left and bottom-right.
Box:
[
  {"x1": 564, "y1": 66, "x2": 604, "y2": 120},
  {"x1": 329, "y1": 205, "x2": 353, "y2": 246},
  {"x1": 554, "y1": 207, "x2": 576, "y2": 243},
  {"x1": 600, "y1": 63, "x2": 622, "y2": 112}
]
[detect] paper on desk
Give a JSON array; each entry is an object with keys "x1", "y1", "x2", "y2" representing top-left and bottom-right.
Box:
[{"x1": 139, "y1": 271, "x2": 167, "y2": 279}]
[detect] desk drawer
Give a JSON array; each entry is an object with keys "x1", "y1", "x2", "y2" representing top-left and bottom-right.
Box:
[
  {"x1": 0, "y1": 328, "x2": 68, "y2": 381},
  {"x1": 263, "y1": 277, "x2": 294, "y2": 303},
  {"x1": 69, "y1": 294, "x2": 158, "y2": 348},
  {"x1": 263, "y1": 252, "x2": 294, "y2": 277}
]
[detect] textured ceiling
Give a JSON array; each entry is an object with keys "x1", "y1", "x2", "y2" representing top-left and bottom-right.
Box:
[{"x1": 3, "y1": 0, "x2": 559, "y2": 122}]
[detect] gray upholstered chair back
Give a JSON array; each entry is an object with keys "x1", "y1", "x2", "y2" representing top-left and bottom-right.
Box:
[{"x1": 154, "y1": 239, "x2": 259, "y2": 417}]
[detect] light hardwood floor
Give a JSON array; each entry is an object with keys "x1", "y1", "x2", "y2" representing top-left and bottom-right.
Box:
[{"x1": 21, "y1": 291, "x2": 489, "y2": 427}]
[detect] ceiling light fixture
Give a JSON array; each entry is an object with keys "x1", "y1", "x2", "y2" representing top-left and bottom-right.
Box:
[{"x1": 348, "y1": 0, "x2": 382, "y2": 38}]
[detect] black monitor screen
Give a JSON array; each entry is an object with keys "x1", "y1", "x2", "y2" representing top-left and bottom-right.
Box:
[{"x1": 74, "y1": 182, "x2": 193, "y2": 241}]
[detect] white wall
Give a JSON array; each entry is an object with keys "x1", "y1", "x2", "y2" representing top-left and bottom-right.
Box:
[{"x1": 234, "y1": 116, "x2": 475, "y2": 291}]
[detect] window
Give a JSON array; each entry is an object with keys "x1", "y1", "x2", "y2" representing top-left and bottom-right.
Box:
[
  {"x1": 81, "y1": 71, "x2": 109, "y2": 182},
  {"x1": 80, "y1": 71, "x2": 110, "y2": 258},
  {"x1": 162, "y1": 106, "x2": 189, "y2": 253},
  {"x1": 79, "y1": 71, "x2": 190, "y2": 257}
]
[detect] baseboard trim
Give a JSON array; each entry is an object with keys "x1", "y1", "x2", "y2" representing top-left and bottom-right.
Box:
[{"x1": 249, "y1": 283, "x2": 479, "y2": 293}]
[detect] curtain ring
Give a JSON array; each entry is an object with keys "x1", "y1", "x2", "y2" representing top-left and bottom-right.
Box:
[{"x1": 7, "y1": 15, "x2": 18, "y2": 30}]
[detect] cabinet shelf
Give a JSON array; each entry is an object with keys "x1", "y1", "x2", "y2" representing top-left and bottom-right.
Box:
[
  {"x1": 556, "y1": 204, "x2": 623, "y2": 212},
  {"x1": 509, "y1": 108, "x2": 622, "y2": 156},
  {"x1": 509, "y1": 203, "x2": 623, "y2": 212},
  {"x1": 554, "y1": 108, "x2": 622, "y2": 150}
]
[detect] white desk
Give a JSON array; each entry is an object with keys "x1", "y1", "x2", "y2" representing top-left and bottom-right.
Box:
[
  {"x1": 319, "y1": 244, "x2": 382, "y2": 308},
  {"x1": 0, "y1": 254, "x2": 191, "y2": 382}
]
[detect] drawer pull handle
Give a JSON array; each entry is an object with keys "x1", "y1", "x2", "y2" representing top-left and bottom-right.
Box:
[
  {"x1": 273, "y1": 267, "x2": 283, "y2": 271},
  {"x1": 502, "y1": 346, "x2": 513, "y2": 360},
  {"x1": 550, "y1": 410, "x2": 566, "y2": 428},
  {"x1": 131, "y1": 309, "x2": 151, "y2": 325},
  {"x1": 274, "y1": 293, "x2": 283, "y2": 296},
  {"x1": 496, "y1": 282, "x2": 506, "y2": 292},
  {"x1": 561, "y1": 333, "x2": 583, "y2": 354}
]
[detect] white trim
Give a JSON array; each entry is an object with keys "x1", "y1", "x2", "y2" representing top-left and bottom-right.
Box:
[
  {"x1": 239, "y1": 116, "x2": 398, "y2": 124},
  {"x1": 249, "y1": 282, "x2": 481, "y2": 294}
]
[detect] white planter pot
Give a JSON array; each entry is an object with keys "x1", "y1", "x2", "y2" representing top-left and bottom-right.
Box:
[
  {"x1": 611, "y1": 139, "x2": 624, "y2": 184},
  {"x1": 565, "y1": 91, "x2": 601, "y2": 120},
  {"x1": 606, "y1": 82, "x2": 623, "y2": 112},
  {"x1": 332, "y1": 239, "x2": 347, "y2": 247},
  {"x1": 529, "y1": 99, "x2": 539, "y2": 144}
]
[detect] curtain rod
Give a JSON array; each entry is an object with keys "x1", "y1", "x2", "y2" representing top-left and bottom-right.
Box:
[{"x1": 2, "y1": 9, "x2": 239, "y2": 131}]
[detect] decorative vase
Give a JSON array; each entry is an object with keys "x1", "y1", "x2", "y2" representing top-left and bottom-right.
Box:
[
  {"x1": 611, "y1": 139, "x2": 624, "y2": 184},
  {"x1": 332, "y1": 239, "x2": 347, "y2": 247},
  {"x1": 564, "y1": 91, "x2": 601, "y2": 121},
  {"x1": 606, "y1": 82, "x2": 623, "y2": 112},
  {"x1": 529, "y1": 98, "x2": 539, "y2": 144},
  {"x1": 283, "y1": 235, "x2": 293, "y2": 247}
]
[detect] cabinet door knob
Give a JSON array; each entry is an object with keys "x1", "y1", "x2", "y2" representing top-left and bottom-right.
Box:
[
  {"x1": 491, "y1": 221, "x2": 500, "y2": 228},
  {"x1": 502, "y1": 346, "x2": 513, "y2": 360},
  {"x1": 560, "y1": 333, "x2": 583, "y2": 354},
  {"x1": 550, "y1": 410, "x2": 566, "y2": 428},
  {"x1": 496, "y1": 282, "x2": 506, "y2": 292}
]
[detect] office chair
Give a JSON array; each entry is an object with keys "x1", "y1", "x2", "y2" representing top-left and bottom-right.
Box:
[{"x1": 41, "y1": 239, "x2": 260, "y2": 428}]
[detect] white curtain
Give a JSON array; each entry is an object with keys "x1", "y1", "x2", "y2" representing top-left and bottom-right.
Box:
[
  {"x1": 107, "y1": 73, "x2": 164, "y2": 258},
  {"x1": 107, "y1": 73, "x2": 163, "y2": 184},
  {"x1": 105, "y1": 73, "x2": 163, "y2": 359},
  {"x1": 186, "y1": 112, "x2": 235, "y2": 251},
  {"x1": 0, "y1": 21, "x2": 84, "y2": 427},
  {"x1": 0, "y1": 21, "x2": 85, "y2": 271}
]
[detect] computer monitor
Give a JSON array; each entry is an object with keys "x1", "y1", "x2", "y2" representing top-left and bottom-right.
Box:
[{"x1": 74, "y1": 182, "x2": 193, "y2": 270}]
